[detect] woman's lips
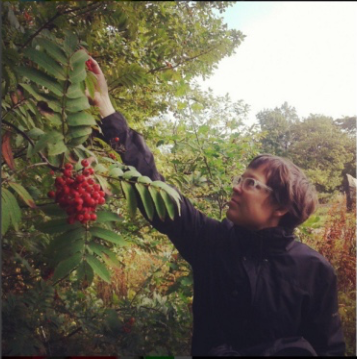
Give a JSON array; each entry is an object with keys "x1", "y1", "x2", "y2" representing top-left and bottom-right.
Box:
[{"x1": 228, "y1": 198, "x2": 240, "y2": 206}]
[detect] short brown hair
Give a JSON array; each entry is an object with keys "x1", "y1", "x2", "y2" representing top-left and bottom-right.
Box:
[{"x1": 248, "y1": 154, "x2": 318, "y2": 229}]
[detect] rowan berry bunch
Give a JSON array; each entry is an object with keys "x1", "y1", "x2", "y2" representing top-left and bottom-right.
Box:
[{"x1": 48, "y1": 159, "x2": 106, "y2": 225}]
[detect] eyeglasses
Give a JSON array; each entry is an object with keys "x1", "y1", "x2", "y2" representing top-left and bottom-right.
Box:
[{"x1": 232, "y1": 176, "x2": 273, "y2": 193}]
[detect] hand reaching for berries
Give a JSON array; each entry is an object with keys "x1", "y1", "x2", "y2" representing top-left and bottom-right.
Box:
[{"x1": 85, "y1": 57, "x2": 115, "y2": 118}]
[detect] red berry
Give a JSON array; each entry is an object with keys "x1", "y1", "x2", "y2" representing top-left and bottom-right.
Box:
[
  {"x1": 65, "y1": 163, "x2": 73, "y2": 170},
  {"x1": 66, "y1": 178, "x2": 75, "y2": 185},
  {"x1": 98, "y1": 197, "x2": 106, "y2": 204},
  {"x1": 88, "y1": 178, "x2": 94, "y2": 185},
  {"x1": 50, "y1": 170, "x2": 55, "y2": 176},
  {"x1": 81, "y1": 159, "x2": 89, "y2": 167},
  {"x1": 76, "y1": 175, "x2": 85, "y2": 182},
  {"x1": 55, "y1": 177, "x2": 65, "y2": 186},
  {"x1": 93, "y1": 184, "x2": 101, "y2": 191},
  {"x1": 82, "y1": 169, "x2": 90, "y2": 176},
  {"x1": 114, "y1": 137, "x2": 119, "y2": 142},
  {"x1": 63, "y1": 169, "x2": 72, "y2": 177},
  {"x1": 83, "y1": 213, "x2": 91, "y2": 221},
  {"x1": 85, "y1": 60, "x2": 95, "y2": 72},
  {"x1": 90, "y1": 213, "x2": 97, "y2": 221},
  {"x1": 98, "y1": 191, "x2": 105, "y2": 197},
  {"x1": 75, "y1": 197, "x2": 83, "y2": 205},
  {"x1": 88, "y1": 168, "x2": 95, "y2": 175},
  {"x1": 48, "y1": 191, "x2": 55, "y2": 198}
]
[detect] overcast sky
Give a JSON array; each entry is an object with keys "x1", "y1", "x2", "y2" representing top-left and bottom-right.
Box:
[{"x1": 198, "y1": 2, "x2": 357, "y2": 125}]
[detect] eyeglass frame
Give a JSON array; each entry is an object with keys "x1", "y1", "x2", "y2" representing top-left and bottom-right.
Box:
[{"x1": 232, "y1": 175, "x2": 273, "y2": 193}]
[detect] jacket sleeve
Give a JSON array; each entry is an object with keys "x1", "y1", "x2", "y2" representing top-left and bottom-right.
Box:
[
  {"x1": 302, "y1": 264, "x2": 346, "y2": 356},
  {"x1": 98, "y1": 111, "x2": 220, "y2": 266}
]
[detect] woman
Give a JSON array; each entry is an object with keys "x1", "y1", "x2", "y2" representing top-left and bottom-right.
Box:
[{"x1": 86, "y1": 58, "x2": 345, "y2": 356}]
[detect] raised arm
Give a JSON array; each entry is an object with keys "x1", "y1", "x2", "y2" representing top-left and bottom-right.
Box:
[{"x1": 85, "y1": 58, "x2": 222, "y2": 266}]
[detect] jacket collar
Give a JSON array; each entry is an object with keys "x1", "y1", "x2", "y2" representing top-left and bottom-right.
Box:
[{"x1": 234, "y1": 225, "x2": 296, "y2": 256}]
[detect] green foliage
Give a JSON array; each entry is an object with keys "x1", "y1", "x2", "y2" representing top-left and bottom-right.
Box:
[
  {"x1": 2, "y1": 1, "x2": 355, "y2": 356},
  {"x1": 2, "y1": 2, "x2": 242, "y2": 355}
]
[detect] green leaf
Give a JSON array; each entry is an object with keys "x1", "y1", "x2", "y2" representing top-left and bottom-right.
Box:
[
  {"x1": 2, "y1": 188, "x2": 21, "y2": 231},
  {"x1": 67, "y1": 126, "x2": 92, "y2": 139},
  {"x1": 120, "y1": 181, "x2": 137, "y2": 217},
  {"x1": 40, "y1": 203, "x2": 66, "y2": 218},
  {"x1": 160, "y1": 190, "x2": 176, "y2": 221},
  {"x1": 48, "y1": 227, "x2": 86, "y2": 252},
  {"x1": 135, "y1": 182, "x2": 155, "y2": 221},
  {"x1": 76, "y1": 260, "x2": 94, "y2": 284},
  {"x1": 8, "y1": 182, "x2": 36, "y2": 208},
  {"x1": 151, "y1": 181, "x2": 181, "y2": 216},
  {"x1": 63, "y1": 31, "x2": 79, "y2": 55},
  {"x1": 88, "y1": 242, "x2": 121, "y2": 268},
  {"x1": 16, "y1": 67, "x2": 63, "y2": 97},
  {"x1": 66, "y1": 96, "x2": 90, "y2": 112},
  {"x1": 94, "y1": 174, "x2": 112, "y2": 195},
  {"x1": 69, "y1": 60, "x2": 87, "y2": 84},
  {"x1": 34, "y1": 131, "x2": 64, "y2": 153},
  {"x1": 36, "y1": 37, "x2": 68, "y2": 64},
  {"x1": 90, "y1": 226, "x2": 127, "y2": 246},
  {"x1": 67, "y1": 135, "x2": 90, "y2": 147},
  {"x1": 70, "y1": 49, "x2": 89, "y2": 67},
  {"x1": 148, "y1": 186, "x2": 166, "y2": 221},
  {"x1": 96, "y1": 211, "x2": 122, "y2": 223},
  {"x1": 108, "y1": 167, "x2": 124, "y2": 177},
  {"x1": 66, "y1": 83, "x2": 84, "y2": 99},
  {"x1": 122, "y1": 169, "x2": 142, "y2": 179},
  {"x1": 85, "y1": 71, "x2": 97, "y2": 99},
  {"x1": 52, "y1": 252, "x2": 82, "y2": 282},
  {"x1": 1, "y1": 191, "x2": 10, "y2": 235},
  {"x1": 23, "y1": 47, "x2": 66, "y2": 80},
  {"x1": 19, "y1": 83, "x2": 61, "y2": 112},
  {"x1": 137, "y1": 176, "x2": 152, "y2": 184},
  {"x1": 53, "y1": 239, "x2": 85, "y2": 264},
  {"x1": 47, "y1": 140, "x2": 67, "y2": 156},
  {"x1": 36, "y1": 218, "x2": 82, "y2": 234},
  {"x1": 67, "y1": 112, "x2": 96, "y2": 127},
  {"x1": 86, "y1": 254, "x2": 111, "y2": 283}
]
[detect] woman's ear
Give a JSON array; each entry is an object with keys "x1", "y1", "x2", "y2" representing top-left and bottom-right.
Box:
[{"x1": 274, "y1": 207, "x2": 289, "y2": 218}]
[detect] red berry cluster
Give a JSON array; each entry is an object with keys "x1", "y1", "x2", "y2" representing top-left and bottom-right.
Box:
[
  {"x1": 122, "y1": 317, "x2": 135, "y2": 333},
  {"x1": 48, "y1": 159, "x2": 106, "y2": 224}
]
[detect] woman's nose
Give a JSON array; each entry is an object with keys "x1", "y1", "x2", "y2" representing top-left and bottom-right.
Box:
[{"x1": 233, "y1": 183, "x2": 243, "y2": 193}]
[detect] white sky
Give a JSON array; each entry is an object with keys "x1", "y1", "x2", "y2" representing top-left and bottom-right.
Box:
[{"x1": 198, "y1": 2, "x2": 357, "y2": 125}]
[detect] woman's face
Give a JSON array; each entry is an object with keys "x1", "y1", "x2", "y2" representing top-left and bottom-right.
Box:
[{"x1": 226, "y1": 165, "x2": 284, "y2": 230}]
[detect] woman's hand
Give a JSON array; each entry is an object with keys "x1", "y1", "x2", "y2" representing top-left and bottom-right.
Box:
[{"x1": 85, "y1": 57, "x2": 115, "y2": 118}]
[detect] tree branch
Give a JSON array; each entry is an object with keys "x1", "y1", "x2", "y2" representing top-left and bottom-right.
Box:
[
  {"x1": 20, "y1": 2, "x2": 104, "y2": 50},
  {"x1": 148, "y1": 47, "x2": 216, "y2": 74}
]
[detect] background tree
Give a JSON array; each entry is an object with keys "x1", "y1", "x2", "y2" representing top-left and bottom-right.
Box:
[
  {"x1": 256, "y1": 101, "x2": 299, "y2": 156},
  {"x1": 288, "y1": 115, "x2": 353, "y2": 196}
]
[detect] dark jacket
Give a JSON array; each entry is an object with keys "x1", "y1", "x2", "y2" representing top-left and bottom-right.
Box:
[{"x1": 99, "y1": 112, "x2": 345, "y2": 356}]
